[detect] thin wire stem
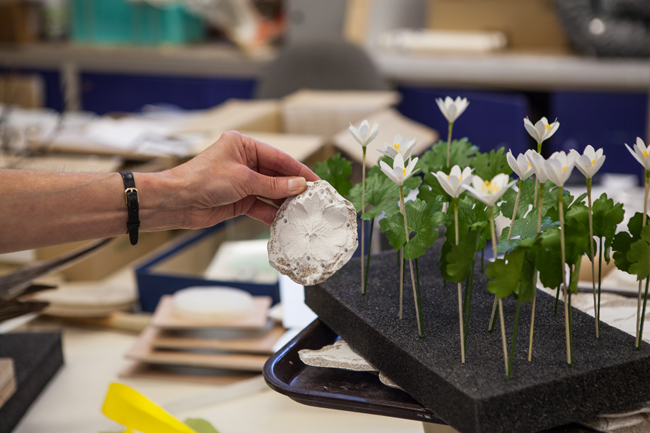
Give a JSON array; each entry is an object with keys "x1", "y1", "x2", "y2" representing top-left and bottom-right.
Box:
[
  {"x1": 364, "y1": 218, "x2": 374, "y2": 294},
  {"x1": 491, "y1": 206, "x2": 509, "y2": 376},
  {"x1": 454, "y1": 198, "x2": 465, "y2": 362},
  {"x1": 586, "y1": 178, "x2": 598, "y2": 338},
  {"x1": 507, "y1": 180, "x2": 523, "y2": 240},
  {"x1": 446, "y1": 122, "x2": 453, "y2": 168},
  {"x1": 508, "y1": 299, "x2": 521, "y2": 380},
  {"x1": 361, "y1": 148, "x2": 367, "y2": 295},
  {"x1": 559, "y1": 185, "x2": 572, "y2": 365},
  {"x1": 636, "y1": 170, "x2": 650, "y2": 347},
  {"x1": 400, "y1": 186, "x2": 424, "y2": 337}
]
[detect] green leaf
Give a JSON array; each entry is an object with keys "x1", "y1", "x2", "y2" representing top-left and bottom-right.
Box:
[
  {"x1": 313, "y1": 153, "x2": 353, "y2": 196},
  {"x1": 348, "y1": 166, "x2": 400, "y2": 219},
  {"x1": 184, "y1": 418, "x2": 220, "y2": 433},
  {"x1": 418, "y1": 171, "x2": 451, "y2": 204},
  {"x1": 445, "y1": 195, "x2": 491, "y2": 255},
  {"x1": 470, "y1": 147, "x2": 513, "y2": 180},
  {"x1": 379, "y1": 199, "x2": 446, "y2": 259},
  {"x1": 498, "y1": 178, "x2": 534, "y2": 221},
  {"x1": 613, "y1": 212, "x2": 646, "y2": 274},
  {"x1": 446, "y1": 226, "x2": 485, "y2": 283},
  {"x1": 592, "y1": 193, "x2": 625, "y2": 261},
  {"x1": 416, "y1": 139, "x2": 478, "y2": 174},
  {"x1": 628, "y1": 225, "x2": 650, "y2": 280},
  {"x1": 563, "y1": 206, "x2": 592, "y2": 266},
  {"x1": 497, "y1": 210, "x2": 559, "y2": 253},
  {"x1": 535, "y1": 236, "x2": 563, "y2": 290},
  {"x1": 486, "y1": 249, "x2": 525, "y2": 299}
]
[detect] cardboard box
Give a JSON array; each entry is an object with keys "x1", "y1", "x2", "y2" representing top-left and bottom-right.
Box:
[
  {"x1": 281, "y1": 90, "x2": 401, "y2": 137},
  {"x1": 0, "y1": 75, "x2": 44, "y2": 109},
  {"x1": 428, "y1": 0, "x2": 568, "y2": 50},
  {"x1": 136, "y1": 217, "x2": 278, "y2": 312}
]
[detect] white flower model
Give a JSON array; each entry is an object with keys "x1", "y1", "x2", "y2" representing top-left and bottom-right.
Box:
[
  {"x1": 348, "y1": 119, "x2": 379, "y2": 147},
  {"x1": 507, "y1": 150, "x2": 535, "y2": 180},
  {"x1": 379, "y1": 153, "x2": 419, "y2": 186},
  {"x1": 625, "y1": 137, "x2": 650, "y2": 171},
  {"x1": 436, "y1": 96, "x2": 469, "y2": 123},
  {"x1": 462, "y1": 173, "x2": 516, "y2": 207},
  {"x1": 524, "y1": 117, "x2": 560, "y2": 145},
  {"x1": 268, "y1": 180, "x2": 358, "y2": 286},
  {"x1": 545, "y1": 151, "x2": 578, "y2": 187},
  {"x1": 433, "y1": 165, "x2": 473, "y2": 198},
  {"x1": 526, "y1": 151, "x2": 551, "y2": 184},
  {"x1": 379, "y1": 134, "x2": 417, "y2": 160},
  {"x1": 571, "y1": 145, "x2": 606, "y2": 179}
]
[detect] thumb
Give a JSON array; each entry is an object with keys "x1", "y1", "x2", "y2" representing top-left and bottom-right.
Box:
[{"x1": 248, "y1": 172, "x2": 307, "y2": 199}]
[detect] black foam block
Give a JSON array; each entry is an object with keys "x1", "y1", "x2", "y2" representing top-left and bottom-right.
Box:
[
  {"x1": 305, "y1": 246, "x2": 650, "y2": 433},
  {"x1": 0, "y1": 332, "x2": 63, "y2": 433}
]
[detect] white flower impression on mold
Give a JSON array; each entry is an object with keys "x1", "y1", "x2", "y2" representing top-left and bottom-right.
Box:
[
  {"x1": 378, "y1": 134, "x2": 417, "y2": 161},
  {"x1": 571, "y1": 145, "x2": 606, "y2": 179},
  {"x1": 348, "y1": 119, "x2": 379, "y2": 148},
  {"x1": 433, "y1": 165, "x2": 473, "y2": 198},
  {"x1": 523, "y1": 117, "x2": 560, "y2": 144},
  {"x1": 379, "y1": 153, "x2": 419, "y2": 186},
  {"x1": 546, "y1": 151, "x2": 578, "y2": 187},
  {"x1": 507, "y1": 149, "x2": 535, "y2": 180},
  {"x1": 527, "y1": 151, "x2": 551, "y2": 183},
  {"x1": 268, "y1": 180, "x2": 358, "y2": 286},
  {"x1": 435, "y1": 96, "x2": 469, "y2": 123},
  {"x1": 625, "y1": 137, "x2": 650, "y2": 171},
  {"x1": 463, "y1": 173, "x2": 516, "y2": 207}
]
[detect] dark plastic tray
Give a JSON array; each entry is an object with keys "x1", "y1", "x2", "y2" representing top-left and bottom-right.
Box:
[
  {"x1": 263, "y1": 319, "x2": 595, "y2": 433},
  {"x1": 263, "y1": 319, "x2": 444, "y2": 424}
]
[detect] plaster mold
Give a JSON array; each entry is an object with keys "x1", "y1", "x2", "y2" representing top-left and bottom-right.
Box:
[{"x1": 268, "y1": 180, "x2": 358, "y2": 286}]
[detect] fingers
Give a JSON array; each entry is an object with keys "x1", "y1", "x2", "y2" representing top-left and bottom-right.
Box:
[
  {"x1": 245, "y1": 172, "x2": 307, "y2": 199},
  {"x1": 240, "y1": 133, "x2": 320, "y2": 182},
  {"x1": 245, "y1": 198, "x2": 280, "y2": 225}
]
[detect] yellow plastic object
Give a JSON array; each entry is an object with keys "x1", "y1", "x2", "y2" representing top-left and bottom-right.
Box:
[{"x1": 102, "y1": 383, "x2": 196, "y2": 433}]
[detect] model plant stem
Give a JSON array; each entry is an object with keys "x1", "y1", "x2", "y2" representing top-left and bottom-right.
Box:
[
  {"x1": 558, "y1": 185, "x2": 572, "y2": 365},
  {"x1": 400, "y1": 186, "x2": 424, "y2": 337},
  {"x1": 636, "y1": 170, "x2": 650, "y2": 348},
  {"x1": 446, "y1": 122, "x2": 453, "y2": 168},
  {"x1": 507, "y1": 179, "x2": 524, "y2": 240},
  {"x1": 528, "y1": 183, "x2": 544, "y2": 361},
  {"x1": 361, "y1": 147, "x2": 367, "y2": 295},
  {"x1": 490, "y1": 205, "x2": 509, "y2": 376},
  {"x1": 364, "y1": 218, "x2": 374, "y2": 293},
  {"x1": 586, "y1": 178, "x2": 599, "y2": 338},
  {"x1": 453, "y1": 197, "x2": 465, "y2": 362}
]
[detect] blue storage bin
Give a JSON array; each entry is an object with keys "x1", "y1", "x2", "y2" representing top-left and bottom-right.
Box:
[
  {"x1": 398, "y1": 86, "x2": 530, "y2": 156},
  {"x1": 136, "y1": 218, "x2": 279, "y2": 313},
  {"x1": 549, "y1": 91, "x2": 648, "y2": 185},
  {"x1": 70, "y1": 0, "x2": 205, "y2": 45}
]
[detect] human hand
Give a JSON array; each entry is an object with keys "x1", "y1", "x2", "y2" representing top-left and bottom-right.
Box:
[{"x1": 161, "y1": 131, "x2": 320, "y2": 228}]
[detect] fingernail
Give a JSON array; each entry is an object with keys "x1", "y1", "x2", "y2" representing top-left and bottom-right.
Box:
[{"x1": 288, "y1": 177, "x2": 306, "y2": 193}]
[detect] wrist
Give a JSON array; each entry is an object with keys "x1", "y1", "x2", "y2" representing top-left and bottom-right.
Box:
[{"x1": 133, "y1": 171, "x2": 186, "y2": 231}]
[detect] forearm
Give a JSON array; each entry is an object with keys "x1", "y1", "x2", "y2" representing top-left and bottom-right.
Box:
[{"x1": 0, "y1": 169, "x2": 183, "y2": 253}]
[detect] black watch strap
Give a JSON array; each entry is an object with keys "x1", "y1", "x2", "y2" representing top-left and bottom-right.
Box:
[{"x1": 120, "y1": 172, "x2": 140, "y2": 245}]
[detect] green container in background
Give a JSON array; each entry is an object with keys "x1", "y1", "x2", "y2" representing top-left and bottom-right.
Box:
[{"x1": 70, "y1": 0, "x2": 205, "y2": 45}]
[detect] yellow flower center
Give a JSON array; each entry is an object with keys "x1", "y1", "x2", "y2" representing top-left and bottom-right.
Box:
[
  {"x1": 482, "y1": 180, "x2": 500, "y2": 194},
  {"x1": 545, "y1": 124, "x2": 552, "y2": 131},
  {"x1": 402, "y1": 168, "x2": 406, "y2": 176},
  {"x1": 563, "y1": 166, "x2": 567, "y2": 172},
  {"x1": 592, "y1": 159, "x2": 596, "y2": 165},
  {"x1": 394, "y1": 143, "x2": 400, "y2": 151},
  {"x1": 644, "y1": 150, "x2": 649, "y2": 158},
  {"x1": 527, "y1": 161, "x2": 531, "y2": 167},
  {"x1": 459, "y1": 175, "x2": 463, "y2": 181}
]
